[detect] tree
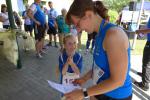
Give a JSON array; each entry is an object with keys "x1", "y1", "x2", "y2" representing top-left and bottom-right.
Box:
[
  {"x1": 104, "y1": 0, "x2": 130, "y2": 12},
  {"x1": 23, "y1": 0, "x2": 28, "y2": 4},
  {"x1": 104, "y1": 0, "x2": 150, "y2": 12}
]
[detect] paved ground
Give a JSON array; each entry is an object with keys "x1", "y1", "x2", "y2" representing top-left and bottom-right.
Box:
[{"x1": 0, "y1": 40, "x2": 150, "y2": 100}]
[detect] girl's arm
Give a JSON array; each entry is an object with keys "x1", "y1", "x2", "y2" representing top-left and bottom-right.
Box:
[
  {"x1": 59, "y1": 56, "x2": 68, "y2": 75},
  {"x1": 62, "y1": 62, "x2": 69, "y2": 75},
  {"x1": 68, "y1": 56, "x2": 80, "y2": 75},
  {"x1": 70, "y1": 63, "x2": 80, "y2": 75}
]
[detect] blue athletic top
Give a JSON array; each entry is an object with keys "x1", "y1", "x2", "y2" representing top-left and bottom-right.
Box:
[
  {"x1": 59, "y1": 51, "x2": 82, "y2": 83},
  {"x1": 48, "y1": 8, "x2": 57, "y2": 28},
  {"x1": 93, "y1": 20, "x2": 132, "y2": 99},
  {"x1": 147, "y1": 18, "x2": 150, "y2": 41},
  {"x1": 32, "y1": 3, "x2": 46, "y2": 26}
]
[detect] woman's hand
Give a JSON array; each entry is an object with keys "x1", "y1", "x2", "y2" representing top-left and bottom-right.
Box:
[
  {"x1": 135, "y1": 30, "x2": 141, "y2": 34},
  {"x1": 72, "y1": 77, "x2": 86, "y2": 86},
  {"x1": 64, "y1": 89, "x2": 84, "y2": 100}
]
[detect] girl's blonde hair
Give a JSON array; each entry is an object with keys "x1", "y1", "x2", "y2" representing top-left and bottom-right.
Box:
[{"x1": 63, "y1": 34, "x2": 76, "y2": 45}]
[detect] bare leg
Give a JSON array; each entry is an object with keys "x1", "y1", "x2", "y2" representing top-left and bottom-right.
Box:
[
  {"x1": 48, "y1": 34, "x2": 52, "y2": 46},
  {"x1": 78, "y1": 32, "x2": 82, "y2": 50},
  {"x1": 54, "y1": 34, "x2": 58, "y2": 47}
]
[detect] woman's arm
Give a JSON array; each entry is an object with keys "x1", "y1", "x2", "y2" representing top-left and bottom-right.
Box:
[
  {"x1": 136, "y1": 28, "x2": 150, "y2": 34},
  {"x1": 87, "y1": 27, "x2": 129, "y2": 96},
  {"x1": 73, "y1": 70, "x2": 93, "y2": 86},
  {"x1": 0, "y1": 16, "x2": 5, "y2": 22}
]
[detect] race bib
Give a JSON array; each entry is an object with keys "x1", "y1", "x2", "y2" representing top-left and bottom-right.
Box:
[
  {"x1": 92, "y1": 64, "x2": 104, "y2": 85},
  {"x1": 62, "y1": 72, "x2": 79, "y2": 85}
]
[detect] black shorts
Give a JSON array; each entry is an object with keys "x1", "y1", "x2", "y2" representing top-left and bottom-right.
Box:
[
  {"x1": 3, "y1": 25, "x2": 10, "y2": 29},
  {"x1": 88, "y1": 32, "x2": 97, "y2": 41},
  {"x1": 24, "y1": 25, "x2": 33, "y2": 32},
  {"x1": 34, "y1": 25, "x2": 46, "y2": 41},
  {"x1": 47, "y1": 26, "x2": 57, "y2": 35},
  {"x1": 95, "y1": 94, "x2": 132, "y2": 100}
]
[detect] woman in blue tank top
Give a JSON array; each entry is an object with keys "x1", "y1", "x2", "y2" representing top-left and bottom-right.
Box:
[{"x1": 64, "y1": 0, "x2": 132, "y2": 100}]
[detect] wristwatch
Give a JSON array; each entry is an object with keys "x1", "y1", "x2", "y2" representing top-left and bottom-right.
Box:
[{"x1": 83, "y1": 88, "x2": 89, "y2": 99}]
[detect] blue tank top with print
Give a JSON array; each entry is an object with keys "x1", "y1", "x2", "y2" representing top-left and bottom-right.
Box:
[
  {"x1": 34, "y1": 3, "x2": 46, "y2": 26},
  {"x1": 93, "y1": 20, "x2": 132, "y2": 99}
]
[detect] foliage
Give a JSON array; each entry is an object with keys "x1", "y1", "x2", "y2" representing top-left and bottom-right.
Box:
[
  {"x1": 104, "y1": 0, "x2": 130, "y2": 12},
  {"x1": 108, "y1": 10, "x2": 119, "y2": 23},
  {"x1": 23, "y1": 0, "x2": 28, "y2": 4}
]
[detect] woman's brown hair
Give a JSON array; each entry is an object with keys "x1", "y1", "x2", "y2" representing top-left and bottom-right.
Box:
[
  {"x1": 1, "y1": 4, "x2": 7, "y2": 13},
  {"x1": 66, "y1": 0, "x2": 94, "y2": 25},
  {"x1": 66, "y1": 0, "x2": 109, "y2": 25},
  {"x1": 93, "y1": 1, "x2": 109, "y2": 20}
]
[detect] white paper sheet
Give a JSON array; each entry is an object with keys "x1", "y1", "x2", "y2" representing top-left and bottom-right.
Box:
[{"x1": 47, "y1": 80, "x2": 81, "y2": 94}]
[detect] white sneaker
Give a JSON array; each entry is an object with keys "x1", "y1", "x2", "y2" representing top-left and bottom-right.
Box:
[
  {"x1": 84, "y1": 49, "x2": 89, "y2": 55},
  {"x1": 40, "y1": 50, "x2": 46, "y2": 54},
  {"x1": 36, "y1": 53, "x2": 43, "y2": 58}
]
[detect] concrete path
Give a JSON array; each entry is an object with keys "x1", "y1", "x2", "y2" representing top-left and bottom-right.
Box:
[{"x1": 0, "y1": 42, "x2": 149, "y2": 100}]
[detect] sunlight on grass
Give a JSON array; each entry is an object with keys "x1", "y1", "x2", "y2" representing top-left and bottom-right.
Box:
[
  {"x1": 80, "y1": 31, "x2": 146, "y2": 55},
  {"x1": 130, "y1": 39, "x2": 146, "y2": 55}
]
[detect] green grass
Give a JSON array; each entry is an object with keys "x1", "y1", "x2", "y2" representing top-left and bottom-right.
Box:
[
  {"x1": 130, "y1": 39, "x2": 146, "y2": 55},
  {"x1": 80, "y1": 31, "x2": 146, "y2": 55}
]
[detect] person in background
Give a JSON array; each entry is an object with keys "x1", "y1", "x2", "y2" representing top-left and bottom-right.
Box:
[
  {"x1": 28, "y1": 0, "x2": 46, "y2": 58},
  {"x1": 0, "y1": 4, "x2": 10, "y2": 29},
  {"x1": 85, "y1": 32, "x2": 96, "y2": 54},
  {"x1": 0, "y1": 16, "x2": 4, "y2": 22},
  {"x1": 40, "y1": 5, "x2": 49, "y2": 50},
  {"x1": 56, "y1": 8, "x2": 70, "y2": 52},
  {"x1": 22, "y1": 5, "x2": 33, "y2": 37},
  {"x1": 134, "y1": 18, "x2": 150, "y2": 91},
  {"x1": 13, "y1": 11, "x2": 22, "y2": 29},
  {"x1": 64, "y1": 0, "x2": 132, "y2": 100},
  {"x1": 47, "y1": 1, "x2": 58, "y2": 47},
  {"x1": 77, "y1": 31, "x2": 82, "y2": 51}
]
